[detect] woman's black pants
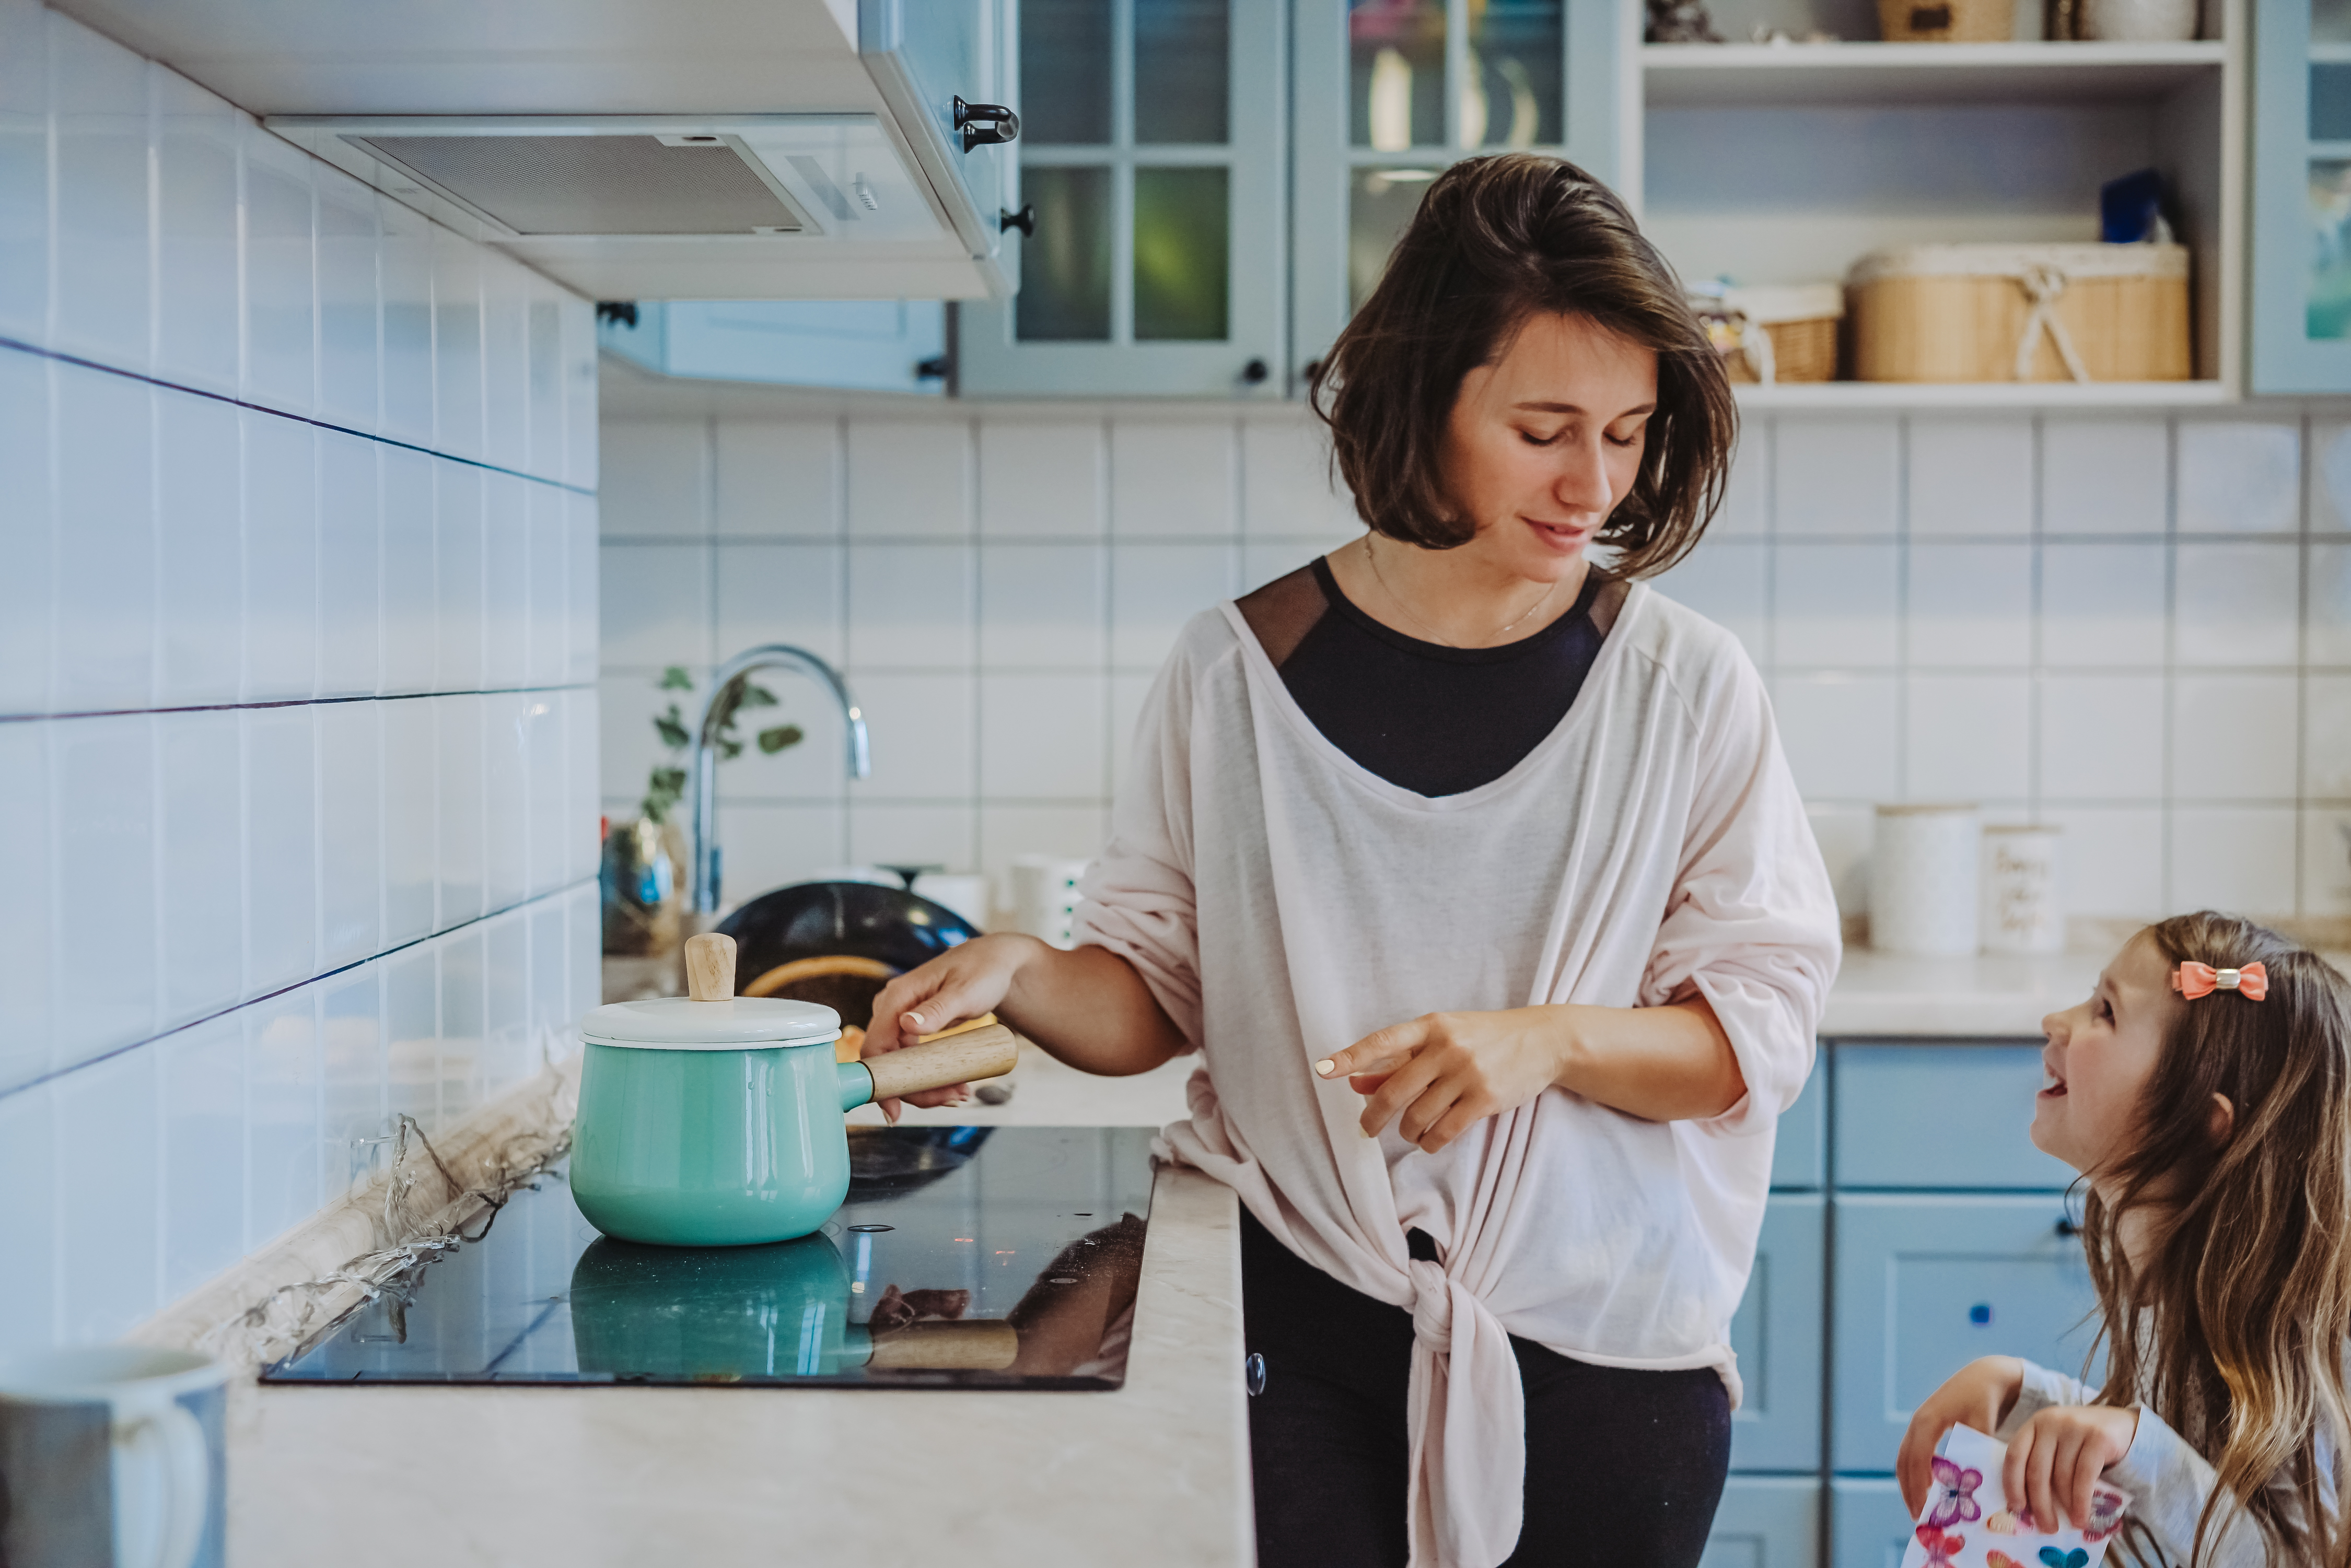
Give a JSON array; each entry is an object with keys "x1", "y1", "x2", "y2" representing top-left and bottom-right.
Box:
[{"x1": 1242, "y1": 1208, "x2": 1732, "y2": 1568}]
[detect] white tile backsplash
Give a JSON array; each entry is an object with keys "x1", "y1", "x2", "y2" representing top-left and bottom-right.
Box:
[
  {"x1": 2170, "y1": 806, "x2": 2299, "y2": 915},
  {"x1": 2043, "y1": 805, "x2": 2166, "y2": 918},
  {"x1": 2040, "y1": 541, "x2": 2168, "y2": 668},
  {"x1": 1770, "y1": 674, "x2": 1900, "y2": 800},
  {"x1": 716, "y1": 542, "x2": 844, "y2": 668},
  {"x1": 2042, "y1": 419, "x2": 2168, "y2": 535},
  {"x1": 244, "y1": 704, "x2": 319, "y2": 995},
  {"x1": 53, "y1": 363, "x2": 154, "y2": 712},
  {"x1": 0, "y1": 348, "x2": 52, "y2": 716},
  {"x1": 1905, "y1": 674, "x2": 2031, "y2": 800},
  {"x1": 55, "y1": 1048, "x2": 158, "y2": 1343},
  {"x1": 2173, "y1": 543, "x2": 2300, "y2": 667},
  {"x1": 2177, "y1": 420, "x2": 2300, "y2": 535},
  {"x1": 1773, "y1": 542, "x2": 1899, "y2": 668},
  {"x1": 0, "y1": 0, "x2": 49, "y2": 347},
  {"x1": 1774, "y1": 418, "x2": 1898, "y2": 535},
  {"x1": 1908, "y1": 419, "x2": 2032, "y2": 536},
  {"x1": 241, "y1": 411, "x2": 317, "y2": 703},
  {"x1": 2039, "y1": 674, "x2": 2166, "y2": 803},
  {"x1": 846, "y1": 542, "x2": 974, "y2": 669},
  {"x1": 156, "y1": 391, "x2": 244, "y2": 707},
  {"x1": 1905, "y1": 543, "x2": 2032, "y2": 668},
  {"x1": 1240, "y1": 417, "x2": 1354, "y2": 539},
  {"x1": 154, "y1": 68, "x2": 238, "y2": 398},
  {"x1": 981, "y1": 420, "x2": 1104, "y2": 536},
  {"x1": 847, "y1": 420, "x2": 972, "y2": 536},
  {"x1": 1109, "y1": 542, "x2": 1237, "y2": 670},
  {"x1": 1111, "y1": 421, "x2": 1237, "y2": 536},
  {"x1": 53, "y1": 713, "x2": 157, "y2": 1073},
  {"x1": 51, "y1": 12, "x2": 149, "y2": 374},
  {"x1": 600, "y1": 421, "x2": 708, "y2": 537},
  {"x1": 852, "y1": 671, "x2": 977, "y2": 801},
  {"x1": 241, "y1": 124, "x2": 316, "y2": 416},
  {"x1": 979, "y1": 673, "x2": 1107, "y2": 799},
  {"x1": 2309, "y1": 673, "x2": 2351, "y2": 800},
  {"x1": 717, "y1": 418, "x2": 840, "y2": 537},
  {"x1": 2307, "y1": 544, "x2": 2351, "y2": 666},
  {"x1": 157, "y1": 711, "x2": 245, "y2": 1027},
  {"x1": 980, "y1": 542, "x2": 1108, "y2": 668},
  {"x1": 2313, "y1": 422, "x2": 2351, "y2": 533},
  {"x1": 2170, "y1": 674, "x2": 2300, "y2": 801}
]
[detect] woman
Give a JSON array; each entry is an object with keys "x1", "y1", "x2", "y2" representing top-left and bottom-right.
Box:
[{"x1": 863, "y1": 154, "x2": 1841, "y2": 1568}]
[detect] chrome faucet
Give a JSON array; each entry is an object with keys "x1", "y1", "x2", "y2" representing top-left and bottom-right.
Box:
[{"x1": 690, "y1": 644, "x2": 870, "y2": 914}]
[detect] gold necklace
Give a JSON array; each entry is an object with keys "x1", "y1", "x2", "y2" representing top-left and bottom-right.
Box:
[{"x1": 1360, "y1": 535, "x2": 1562, "y2": 649}]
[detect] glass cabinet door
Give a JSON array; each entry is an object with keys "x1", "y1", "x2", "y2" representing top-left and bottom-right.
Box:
[
  {"x1": 957, "y1": 0, "x2": 1286, "y2": 398},
  {"x1": 1293, "y1": 0, "x2": 1623, "y2": 385},
  {"x1": 2253, "y1": 0, "x2": 2351, "y2": 391}
]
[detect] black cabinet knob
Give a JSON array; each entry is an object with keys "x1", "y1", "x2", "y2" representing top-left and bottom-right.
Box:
[
  {"x1": 914, "y1": 356, "x2": 951, "y2": 381},
  {"x1": 1244, "y1": 1352, "x2": 1267, "y2": 1397},
  {"x1": 596, "y1": 301, "x2": 639, "y2": 329},
  {"x1": 999, "y1": 204, "x2": 1037, "y2": 237},
  {"x1": 2055, "y1": 1215, "x2": 2081, "y2": 1238},
  {"x1": 1241, "y1": 357, "x2": 1270, "y2": 384},
  {"x1": 954, "y1": 96, "x2": 1021, "y2": 153}
]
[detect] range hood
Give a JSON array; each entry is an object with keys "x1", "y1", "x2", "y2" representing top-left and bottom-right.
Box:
[{"x1": 47, "y1": 0, "x2": 1020, "y2": 301}]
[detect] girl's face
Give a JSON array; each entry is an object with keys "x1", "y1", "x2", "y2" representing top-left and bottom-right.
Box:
[
  {"x1": 1439, "y1": 310, "x2": 1657, "y2": 584},
  {"x1": 2033, "y1": 931, "x2": 2184, "y2": 1178}
]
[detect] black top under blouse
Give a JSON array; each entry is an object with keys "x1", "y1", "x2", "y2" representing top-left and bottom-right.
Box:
[{"x1": 1236, "y1": 556, "x2": 1613, "y2": 799}]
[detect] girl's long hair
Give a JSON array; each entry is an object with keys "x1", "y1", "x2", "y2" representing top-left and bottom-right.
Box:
[{"x1": 2082, "y1": 912, "x2": 2351, "y2": 1568}]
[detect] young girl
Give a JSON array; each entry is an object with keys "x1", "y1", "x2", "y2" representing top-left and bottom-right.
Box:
[{"x1": 1900, "y1": 911, "x2": 2351, "y2": 1568}]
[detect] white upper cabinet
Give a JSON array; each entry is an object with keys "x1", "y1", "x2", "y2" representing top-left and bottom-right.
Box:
[
  {"x1": 956, "y1": 0, "x2": 1289, "y2": 398},
  {"x1": 2251, "y1": 0, "x2": 2351, "y2": 392}
]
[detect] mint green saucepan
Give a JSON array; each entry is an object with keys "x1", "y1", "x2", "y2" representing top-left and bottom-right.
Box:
[{"x1": 571, "y1": 933, "x2": 1017, "y2": 1247}]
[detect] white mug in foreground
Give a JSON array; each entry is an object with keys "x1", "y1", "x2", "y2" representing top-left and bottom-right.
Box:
[
  {"x1": 0, "y1": 1345, "x2": 229, "y2": 1568},
  {"x1": 1870, "y1": 804, "x2": 1982, "y2": 956}
]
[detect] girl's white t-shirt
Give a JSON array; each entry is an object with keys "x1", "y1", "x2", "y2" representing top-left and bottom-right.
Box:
[{"x1": 1075, "y1": 583, "x2": 1843, "y2": 1567}]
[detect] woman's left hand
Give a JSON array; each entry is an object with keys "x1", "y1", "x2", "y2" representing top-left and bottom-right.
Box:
[
  {"x1": 2004, "y1": 1405, "x2": 2138, "y2": 1534},
  {"x1": 1316, "y1": 1009, "x2": 1566, "y2": 1152}
]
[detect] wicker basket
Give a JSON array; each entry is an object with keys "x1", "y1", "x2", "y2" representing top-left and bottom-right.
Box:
[
  {"x1": 1847, "y1": 243, "x2": 2190, "y2": 383},
  {"x1": 1693, "y1": 283, "x2": 1844, "y2": 384},
  {"x1": 1878, "y1": 0, "x2": 2013, "y2": 40}
]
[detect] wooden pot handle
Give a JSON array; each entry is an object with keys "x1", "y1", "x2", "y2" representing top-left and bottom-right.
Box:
[
  {"x1": 862, "y1": 1023, "x2": 1019, "y2": 1102},
  {"x1": 684, "y1": 932, "x2": 737, "y2": 1001}
]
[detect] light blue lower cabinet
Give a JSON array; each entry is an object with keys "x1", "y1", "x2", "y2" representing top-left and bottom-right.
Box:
[
  {"x1": 1829, "y1": 1477, "x2": 1912, "y2": 1568},
  {"x1": 1703, "y1": 1476, "x2": 1822, "y2": 1568},
  {"x1": 1833, "y1": 1045, "x2": 2075, "y2": 1191},
  {"x1": 1728, "y1": 1195, "x2": 1824, "y2": 1471},
  {"x1": 1830, "y1": 1194, "x2": 2100, "y2": 1473},
  {"x1": 1771, "y1": 1070, "x2": 1827, "y2": 1191}
]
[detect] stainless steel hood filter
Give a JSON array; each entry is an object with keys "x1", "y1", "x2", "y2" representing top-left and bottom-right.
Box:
[{"x1": 352, "y1": 134, "x2": 805, "y2": 236}]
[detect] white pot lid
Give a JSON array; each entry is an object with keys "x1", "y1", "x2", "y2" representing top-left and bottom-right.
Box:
[{"x1": 581, "y1": 996, "x2": 842, "y2": 1050}]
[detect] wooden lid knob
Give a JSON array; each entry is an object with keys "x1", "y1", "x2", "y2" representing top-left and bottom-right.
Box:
[{"x1": 684, "y1": 932, "x2": 737, "y2": 1002}]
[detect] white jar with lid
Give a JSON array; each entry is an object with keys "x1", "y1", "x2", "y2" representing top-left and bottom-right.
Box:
[
  {"x1": 1981, "y1": 824, "x2": 2064, "y2": 955},
  {"x1": 1869, "y1": 804, "x2": 1982, "y2": 956}
]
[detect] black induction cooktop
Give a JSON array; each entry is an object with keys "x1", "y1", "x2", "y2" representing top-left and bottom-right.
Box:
[{"x1": 261, "y1": 1127, "x2": 1157, "y2": 1390}]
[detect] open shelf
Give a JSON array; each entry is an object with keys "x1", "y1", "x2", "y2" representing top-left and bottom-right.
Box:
[
  {"x1": 1643, "y1": 40, "x2": 2226, "y2": 107},
  {"x1": 1729, "y1": 379, "x2": 2234, "y2": 409}
]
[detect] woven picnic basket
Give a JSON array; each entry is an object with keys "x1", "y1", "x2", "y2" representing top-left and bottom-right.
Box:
[{"x1": 1846, "y1": 242, "x2": 2190, "y2": 383}]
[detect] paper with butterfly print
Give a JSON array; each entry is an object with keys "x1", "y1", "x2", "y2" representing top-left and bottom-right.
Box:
[{"x1": 1900, "y1": 1424, "x2": 2132, "y2": 1568}]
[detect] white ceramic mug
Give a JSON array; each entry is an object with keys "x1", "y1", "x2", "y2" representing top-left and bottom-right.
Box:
[{"x1": 0, "y1": 1346, "x2": 228, "y2": 1568}]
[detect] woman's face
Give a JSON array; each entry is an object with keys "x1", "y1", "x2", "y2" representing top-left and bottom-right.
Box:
[
  {"x1": 2033, "y1": 931, "x2": 2182, "y2": 1178},
  {"x1": 1439, "y1": 310, "x2": 1658, "y2": 583}
]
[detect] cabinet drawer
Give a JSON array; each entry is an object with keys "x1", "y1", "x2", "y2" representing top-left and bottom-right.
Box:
[
  {"x1": 1729, "y1": 1195, "x2": 1824, "y2": 1472},
  {"x1": 1833, "y1": 1046, "x2": 2075, "y2": 1190},
  {"x1": 1772, "y1": 1068, "x2": 1825, "y2": 1191},
  {"x1": 1703, "y1": 1476, "x2": 1822, "y2": 1568},
  {"x1": 1830, "y1": 1477, "x2": 1911, "y2": 1568},
  {"x1": 1830, "y1": 1195, "x2": 2100, "y2": 1473}
]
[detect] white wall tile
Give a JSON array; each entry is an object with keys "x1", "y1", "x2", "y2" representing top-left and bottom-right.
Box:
[
  {"x1": 1907, "y1": 419, "x2": 2032, "y2": 536},
  {"x1": 716, "y1": 668, "x2": 851, "y2": 804},
  {"x1": 562, "y1": 298, "x2": 598, "y2": 493},
  {"x1": 2170, "y1": 806, "x2": 2298, "y2": 915},
  {"x1": 318, "y1": 700, "x2": 383, "y2": 969},
  {"x1": 437, "y1": 694, "x2": 485, "y2": 926},
  {"x1": 980, "y1": 673, "x2": 1106, "y2": 799},
  {"x1": 2042, "y1": 419, "x2": 2168, "y2": 534},
  {"x1": 432, "y1": 223, "x2": 483, "y2": 462},
  {"x1": 483, "y1": 909, "x2": 530, "y2": 1092},
  {"x1": 1906, "y1": 543, "x2": 2032, "y2": 668},
  {"x1": 53, "y1": 364, "x2": 153, "y2": 712},
  {"x1": 2311, "y1": 673, "x2": 2351, "y2": 800},
  {"x1": 526, "y1": 279, "x2": 567, "y2": 486},
  {"x1": 50, "y1": 15, "x2": 149, "y2": 373},
  {"x1": 482, "y1": 471, "x2": 529, "y2": 688},
  {"x1": 158, "y1": 710, "x2": 243, "y2": 1027},
  {"x1": 2304, "y1": 809, "x2": 2351, "y2": 917},
  {"x1": 318, "y1": 430, "x2": 382, "y2": 698},
  {"x1": 1652, "y1": 540, "x2": 1769, "y2": 666},
  {"x1": 0, "y1": 1083, "x2": 57, "y2": 1353},
  {"x1": 2314, "y1": 422, "x2": 2351, "y2": 533},
  {"x1": 159, "y1": 1014, "x2": 245, "y2": 1300},
  {"x1": 1802, "y1": 803, "x2": 1873, "y2": 916},
  {"x1": 851, "y1": 670, "x2": 975, "y2": 801},
  {"x1": 0, "y1": 0, "x2": 49, "y2": 346},
  {"x1": 526, "y1": 896, "x2": 569, "y2": 1057},
  {"x1": 2042, "y1": 806, "x2": 2166, "y2": 919},
  {"x1": 1773, "y1": 418, "x2": 1898, "y2": 535},
  {"x1": 0, "y1": 349, "x2": 51, "y2": 714},
  {"x1": 846, "y1": 802, "x2": 976, "y2": 875},
  {"x1": 2170, "y1": 674, "x2": 2299, "y2": 801},
  {"x1": 382, "y1": 696, "x2": 436, "y2": 946},
  {"x1": 1240, "y1": 539, "x2": 1333, "y2": 591},
  {"x1": 716, "y1": 802, "x2": 849, "y2": 897},
  {"x1": 154, "y1": 70, "x2": 238, "y2": 397},
  {"x1": 2041, "y1": 542, "x2": 2167, "y2": 668},
  {"x1": 378, "y1": 197, "x2": 435, "y2": 448},
  {"x1": 242, "y1": 412, "x2": 317, "y2": 702},
  {"x1": 2039, "y1": 674, "x2": 2165, "y2": 802},
  {"x1": 0, "y1": 720, "x2": 52, "y2": 1091},
  {"x1": 601, "y1": 541, "x2": 712, "y2": 671},
  {"x1": 1241, "y1": 417, "x2": 1354, "y2": 539},
  {"x1": 2314, "y1": 544, "x2": 2351, "y2": 665},
  {"x1": 316, "y1": 171, "x2": 380, "y2": 434},
  {"x1": 243, "y1": 705, "x2": 317, "y2": 996},
  {"x1": 243, "y1": 985, "x2": 320, "y2": 1246},
  {"x1": 563, "y1": 687, "x2": 600, "y2": 884},
  {"x1": 979, "y1": 805, "x2": 1108, "y2": 886},
  {"x1": 2173, "y1": 543, "x2": 2299, "y2": 666},
  {"x1": 53, "y1": 713, "x2": 156, "y2": 1071},
  {"x1": 483, "y1": 691, "x2": 529, "y2": 911},
  {"x1": 1710, "y1": 425, "x2": 1772, "y2": 539},
  {"x1": 319, "y1": 965, "x2": 383, "y2": 1193},
  {"x1": 980, "y1": 543, "x2": 1107, "y2": 668},
  {"x1": 1109, "y1": 542, "x2": 1236, "y2": 669},
  {"x1": 526, "y1": 484, "x2": 568, "y2": 687},
  {"x1": 54, "y1": 1046, "x2": 158, "y2": 1342},
  {"x1": 717, "y1": 418, "x2": 841, "y2": 536},
  {"x1": 1905, "y1": 674, "x2": 2030, "y2": 800},
  {"x1": 523, "y1": 693, "x2": 567, "y2": 898},
  {"x1": 2178, "y1": 420, "x2": 2300, "y2": 535},
  {"x1": 1111, "y1": 421, "x2": 1236, "y2": 536},
  {"x1": 437, "y1": 925, "x2": 485, "y2": 1125},
  {"x1": 435, "y1": 462, "x2": 484, "y2": 693},
  {"x1": 716, "y1": 542, "x2": 843, "y2": 666},
  {"x1": 1772, "y1": 542, "x2": 1898, "y2": 667},
  {"x1": 847, "y1": 419, "x2": 971, "y2": 536},
  {"x1": 980, "y1": 420, "x2": 1104, "y2": 537},
  {"x1": 568, "y1": 492, "x2": 600, "y2": 684},
  {"x1": 845, "y1": 542, "x2": 973, "y2": 669},
  {"x1": 381, "y1": 943, "x2": 438, "y2": 1132},
  {"x1": 241, "y1": 124, "x2": 315, "y2": 415},
  {"x1": 599, "y1": 671, "x2": 674, "y2": 811},
  {"x1": 1109, "y1": 672, "x2": 1156, "y2": 801},
  {"x1": 1771, "y1": 674, "x2": 1899, "y2": 799},
  {"x1": 482, "y1": 253, "x2": 528, "y2": 472},
  {"x1": 156, "y1": 390, "x2": 243, "y2": 707},
  {"x1": 380, "y1": 445, "x2": 436, "y2": 695}
]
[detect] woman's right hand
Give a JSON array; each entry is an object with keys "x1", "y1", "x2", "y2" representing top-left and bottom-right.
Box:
[
  {"x1": 863, "y1": 933, "x2": 1047, "y2": 1118},
  {"x1": 1898, "y1": 1356, "x2": 2026, "y2": 1516}
]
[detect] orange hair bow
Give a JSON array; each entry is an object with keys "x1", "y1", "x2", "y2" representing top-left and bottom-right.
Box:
[{"x1": 2172, "y1": 962, "x2": 2267, "y2": 1001}]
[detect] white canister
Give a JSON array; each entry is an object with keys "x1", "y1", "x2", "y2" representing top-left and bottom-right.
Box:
[
  {"x1": 1981, "y1": 824, "x2": 2064, "y2": 955},
  {"x1": 1008, "y1": 855, "x2": 1092, "y2": 949},
  {"x1": 1869, "y1": 804, "x2": 1982, "y2": 956},
  {"x1": 2079, "y1": 0, "x2": 2197, "y2": 41}
]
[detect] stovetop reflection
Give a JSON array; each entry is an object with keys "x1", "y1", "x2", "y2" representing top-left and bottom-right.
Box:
[{"x1": 262, "y1": 1127, "x2": 1157, "y2": 1390}]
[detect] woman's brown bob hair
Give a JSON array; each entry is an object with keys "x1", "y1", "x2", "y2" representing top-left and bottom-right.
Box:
[{"x1": 1312, "y1": 153, "x2": 1736, "y2": 579}]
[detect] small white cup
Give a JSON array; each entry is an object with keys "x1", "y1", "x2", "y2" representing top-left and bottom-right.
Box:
[{"x1": 0, "y1": 1345, "x2": 229, "y2": 1568}]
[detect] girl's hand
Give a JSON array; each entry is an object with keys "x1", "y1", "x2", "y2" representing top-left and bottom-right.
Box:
[
  {"x1": 2005, "y1": 1405, "x2": 2138, "y2": 1534},
  {"x1": 1314, "y1": 1009, "x2": 1567, "y2": 1153},
  {"x1": 1899, "y1": 1358, "x2": 2026, "y2": 1516},
  {"x1": 865, "y1": 934, "x2": 1046, "y2": 1121}
]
